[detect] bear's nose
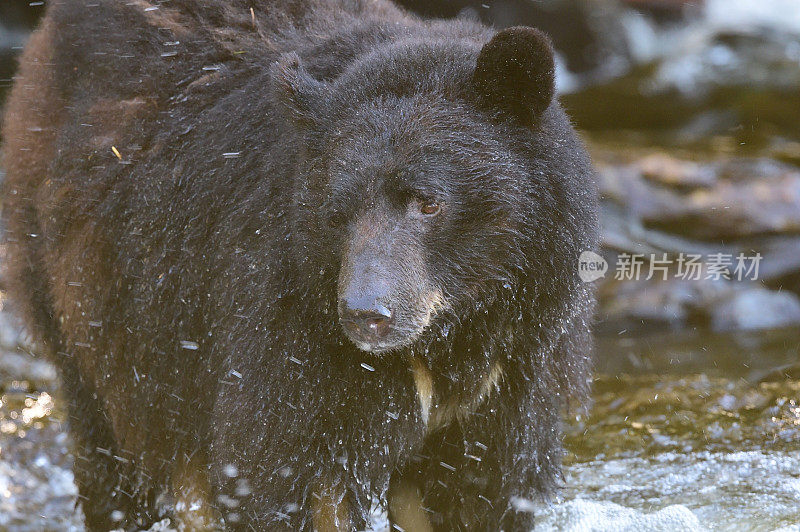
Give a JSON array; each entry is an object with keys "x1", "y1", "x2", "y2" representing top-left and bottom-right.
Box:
[{"x1": 339, "y1": 299, "x2": 394, "y2": 343}]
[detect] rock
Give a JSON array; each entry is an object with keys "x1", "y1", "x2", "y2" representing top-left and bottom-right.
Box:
[
  {"x1": 598, "y1": 162, "x2": 688, "y2": 222},
  {"x1": 597, "y1": 276, "x2": 695, "y2": 334},
  {"x1": 709, "y1": 287, "x2": 800, "y2": 331},
  {"x1": 754, "y1": 236, "x2": 800, "y2": 284},
  {"x1": 595, "y1": 267, "x2": 742, "y2": 335},
  {"x1": 1, "y1": 2, "x2": 43, "y2": 109},
  {"x1": 0, "y1": 1, "x2": 45, "y2": 30},
  {"x1": 392, "y1": 0, "x2": 630, "y2": 77},
  {"x1": 562, "y1": 0, "x2": 800, "y2": 143},
  {"x1": 623, "y1": 0, "x2": 700, "y2": 13},
  {"x1": 593, "y1": 149, "x2": 800, "y2": 335},
  {"x1": 594, "y1": 227, "x2": 800, "y2": 335},
  {"x1": 644, "y1": 169, "x2": 800, "y2": 240},
  {"x1": 715, "y1": 157, "x2": 799, "y2": 183},
  {"x1": 0, "y1": 350, "x2": 57, "y2": 385},
  {"x1": 0, "y1": 310, "x2": 24, "y2": 351},
  {"x1": 598, "y1": 152, "x2": 800, "y2": 242},
  {"x1": 639, "y1": 153, "x2": 717, "y2": 188}
]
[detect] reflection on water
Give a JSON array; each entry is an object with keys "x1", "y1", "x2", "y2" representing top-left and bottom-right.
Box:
[
  {"x1": 0, "y1": 352, "x2": 80, "y2": 531},
  {"x1": 595, "y1": 329, "x2": 800, "y2": 381},
  {"x1": 1, "y1": 329, "x2": 799, "y2": 530},
  {"x1": 568, "y1": 373, "x2": 800, "y2": 460}
]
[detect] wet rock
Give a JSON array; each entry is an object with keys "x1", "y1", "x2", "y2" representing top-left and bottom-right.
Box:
[
  {"x1": 599, "y1": 163, "x2": 687, "y2": 223},
  {"x1": 598, "y1": 273, "x2": 800, "y2": 335},
  {"x1": 643, "y1": 169, "x2": 800, "y2": 240},
  {"x1": 0, "y1": 30, "x2": 25, "y2": 106},
  {"x1": 597, "y1": 276, "x2": 696, "y2": 334},
  {"x1": 593, "y1": 149, "x2": 800, "y2": 335},
  {"x1": 638, "y1": 153, "x2": 717, "y2": 189},
  {"x1": 753, "y1": 236, "x2": 800, "y2": 288},
  {"x1": 622, "y1": 0, "x2": 700, "y2": 19},
  {"x1": 600, "y1": 204, "x2": 724, "y2": 257},
  {"x1": 562, "y1": 0, "x2": 800, "y2": 142},
  {"x1": 715, "y1": 156, "x2": 800, "y2": 184},
  {"x1": 393, "y1": 0, "x2": 630, "y2": 78},
  {"x1": 709, "y1": 287, "x2": 800, "y2": 332},
  {"x1": 0, "y1": 349, "x2": 57, "y2": 384},
  {"x1": 599, "y1": 153, "x2": 800, "y2": 241},
  {"x1": 595, "y1": 224, "x2": 800, "y2": 334},
  {"x1": 0, "y1": 1, "x2": 46, "y2": 30},
  {"x1": 0, "y1": 310, "x2": 25, "y2": 351}
]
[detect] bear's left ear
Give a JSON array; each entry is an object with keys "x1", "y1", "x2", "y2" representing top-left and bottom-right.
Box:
[
  {"x1": 270, "y1": 52, "x2": 329, "y2": 130},
  {"x1": 472, "y1": 27, "x2": 556, "y2": 125}
]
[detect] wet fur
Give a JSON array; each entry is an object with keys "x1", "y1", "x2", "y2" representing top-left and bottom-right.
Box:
[{"x1": 1, "y1": 0, "x2": 597, "y2": 530}]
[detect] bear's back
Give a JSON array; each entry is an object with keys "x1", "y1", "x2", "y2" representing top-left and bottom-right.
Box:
[{"x1": 0, "y1": 0, "x2": 412, "y2": 341}]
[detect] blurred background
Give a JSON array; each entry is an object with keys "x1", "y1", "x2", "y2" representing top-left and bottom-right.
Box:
[{"x1": 1, "y1": 1, "x2": 800, "y2": 530}]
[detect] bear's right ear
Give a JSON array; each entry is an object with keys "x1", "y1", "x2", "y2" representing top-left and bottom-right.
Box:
[
  {"x1": 472, "y1": 27, "x2": 556, "y2": 126},
  {"x1": 270, "y1": 52, "x2": 329, "y2": 130}
]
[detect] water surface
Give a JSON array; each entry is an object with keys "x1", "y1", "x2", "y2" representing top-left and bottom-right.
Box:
[{"x1": 1, "y1": 326, "x2": 799, "y2": 530}]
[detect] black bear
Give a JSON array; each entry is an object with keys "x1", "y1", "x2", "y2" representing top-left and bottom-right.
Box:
[{"x1": 1, "y1": 0, "x2": 597, "y2": 530}]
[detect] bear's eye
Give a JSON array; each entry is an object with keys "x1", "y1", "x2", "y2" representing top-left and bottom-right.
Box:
[{"x1": 419, "y1": 200, "x2": 441, "y2": 217}]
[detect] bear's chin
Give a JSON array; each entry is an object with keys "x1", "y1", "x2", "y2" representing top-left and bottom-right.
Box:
[{"x1": 344, "y1": 329, "x2": 423, "y2": 354}]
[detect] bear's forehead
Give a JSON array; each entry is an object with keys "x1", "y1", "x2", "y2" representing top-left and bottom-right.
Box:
[
  {"x1": 328, "y1": 101, "x2": 503, "y2": 164},
  {"x1": 327, "y1": 124, "x2": 517, "y2": 181},
  {"x1": 330, "y1": 93, "x2": 485, "y2": 141},
  {"x1": 319, "y1": 94, "x2": 529, "y2": 201},
  {"x1": 327, "y1": 140, "x2": 452, "y2": 196}
]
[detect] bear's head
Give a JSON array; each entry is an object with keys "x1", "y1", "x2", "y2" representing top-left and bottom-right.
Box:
[{"x1": 271, "y1": 27, "x2": 567, "y2": 353}]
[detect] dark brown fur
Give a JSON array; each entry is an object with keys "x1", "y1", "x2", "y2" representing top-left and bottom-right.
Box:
[{"x1": 2, "y1": 1, "x2": 597, "y2": 529}]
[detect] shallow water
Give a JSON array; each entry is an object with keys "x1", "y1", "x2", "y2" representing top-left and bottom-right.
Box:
[
  {"x1": 1, "y1": 322, "x2": 799, "y2": 530},
  {"x1": 538, "y1": 329, "x2": 800, "y2": 531},
  {"x1": 549, "y1": 373, "x2": 800, "y2": 530},
  {"x1": 0, "y1": 336, "x2": 80, "y2": 531}
]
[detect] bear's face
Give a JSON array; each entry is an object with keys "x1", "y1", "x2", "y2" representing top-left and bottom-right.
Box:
[
  {"x1": 322, "y1": 98, "x2": 528, "y2": 352},
  {"x1": 272, "y1": 27, "x2": 556, "y2": 353}
]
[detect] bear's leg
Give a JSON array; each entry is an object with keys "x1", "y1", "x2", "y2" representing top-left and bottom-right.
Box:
[
  {"x1": 389, "y1": 422, "x2": 509, "y2": 532},
  {"x1": 59, "y1": 357, "x2": 162, "y2": 531},
  {"x1": 307, "y1": 481, "x2": 368, "y2": 532},
  {"x1": 388, "y1": 471, "x2": 434, "y2": 532},
  {"x1": 390, "y1": 417, "x2": 542, "y2": 532},
  {"x1": 209, "y1": 457, "x2": 370, "y2": 531}
]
